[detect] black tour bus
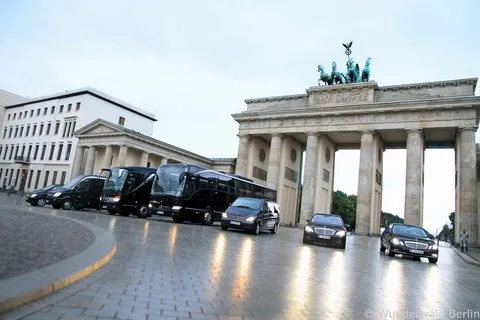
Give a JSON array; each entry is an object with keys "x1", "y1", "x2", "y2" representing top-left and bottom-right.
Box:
[
  {"x1": 148, "y1": 163, "x2": 277, "y2": 224},
  {"x1": 99, "y1": 166, "x2": 157, "y2": 218}
]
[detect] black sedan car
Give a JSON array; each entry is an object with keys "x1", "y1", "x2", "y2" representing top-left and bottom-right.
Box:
[
  {"x1": 303, "y1": 213, "x2": 347, "y2": 249},
  {"x1": 25, "y1": 184, "x2": 62, "y2": 207},
  {"x1": 221, "y1": 197, "x2": 280, "y2": 235},
  {"x1": 380, "y1": 223, "x2": 439, "y2": 263}
]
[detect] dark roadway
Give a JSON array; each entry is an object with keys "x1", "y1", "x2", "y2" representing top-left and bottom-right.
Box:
[{"x1": 2, "y1": 201, "x2": 480, "y2": 320}]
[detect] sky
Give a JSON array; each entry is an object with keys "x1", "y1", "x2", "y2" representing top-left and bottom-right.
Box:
[{"x1": 1, "y1": 0, "x2": 479, "y2": 234}]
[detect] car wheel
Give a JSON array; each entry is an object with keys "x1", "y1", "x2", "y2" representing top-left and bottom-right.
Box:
[
  {"x1": 108, "y1": 208, "x2": 116, "y2": 215},
  {"x1": 52, "y1": 204, "x2": 61, "y2": 209},
  {"x1": 428, "y1": 258, "x2": 438, "y2": 264},
  {"x1": 221, "y1": 225, "x2": 228, "y2": 231},
  {"x1": 136, "y1": 205, "x2": 150, "y2": 219},
  {"x1": 36, "y1": 198, "x2": 46, "y2": 207},
  {"x1": 380, "y1": 239, "x2": 386, "y2": 252},
  {"x1": 201, "y1": 209, "x2": 213, "y2": 225},
  {"x1": 413, "y1": 256, "x2": 421, "y2": 261},
  {"x1": 386, "y1": 241, "x2": 395, "y2": 257},
  {"x1": 270, "y1": 222, "x2": 278, "y2": 234},
  {"x1": 253, "y1": 221, "x2": 260, "y2": 235},
  {"x1": 62, "y1": 199, "x2": 73, "y2": 210},
  {"x1": 340, "y1": 240, "x2": 346, "y2": 250},
  {"x1": 172, "y1": 217, "x2": 184, "y2": 223},
  {"x1": 302, "y1": 237, "x2": 309, "y2": 245}
]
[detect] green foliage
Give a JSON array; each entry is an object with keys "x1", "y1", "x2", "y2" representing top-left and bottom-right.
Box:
[
  {"x1": 439, "y1": 223, "x2": 453, "y2": 241},
  {"x1": 448, "y1": 211, "x2": 455, "y2": 239},
  {"x1": 332, "y1": 190, "x2": 404, "y2": 230}
]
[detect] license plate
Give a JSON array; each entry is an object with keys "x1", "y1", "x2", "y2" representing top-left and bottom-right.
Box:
[
  {"x1": 409, "y1": 249, "x2": 424, "y2": 254},
  {"x1": 102, "y1": 205, "x2": 107, "y2": 209},
  {"x1": 230, "y1": 221, "x2": 241, "y2": 225},
  {"x1": 318, "y1": 235, "x2": 331, "y2": 239}
]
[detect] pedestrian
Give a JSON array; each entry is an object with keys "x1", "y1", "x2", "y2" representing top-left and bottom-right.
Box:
[{"x1": 460, "y1": 229, "x2": 469, "y2": 252}]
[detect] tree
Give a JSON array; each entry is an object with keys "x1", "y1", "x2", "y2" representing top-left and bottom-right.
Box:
[
  {"x1": 380, "y1": 211, "x2": 404, "y2": 227},
  {"x1": 448, "y1": 211, "x2": 455, "y2": 240},
  {"x1": 332, "y1": 190, "x2": 357, "y2": 229},
  {"x1": 439, "y1": 223, "x2": 452, "y2": 241}
]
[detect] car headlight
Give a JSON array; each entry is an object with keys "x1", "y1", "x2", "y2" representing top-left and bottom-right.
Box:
[
  {"x1": 430, "y1": 243, "x2": 438, "y2": 250},
  {"x1": 222, "y1": 212, "x2": 227, "y2": 218},
  {"x1": 336, "y1": 230, "x2": 346, "y2": 237},
  {"x1": 246, "y1": 216, "x2": 256, "y2": 222},
  {"x1": 53, "y1": 192, "x2": 62, "y2": 197},
  {"x1": 391, "y1": 237, "x2": 400, "y2": 245},
  {"x1": 172, "y1": 206, "x2": 182, "y2": 210},
  {"x1": 30, "y1": 194, "x2": 37, "y2": 198},
  {"x1": 305, "y1": 226, "x2": 314, "y2": 232},
  {"x1": 113, "y1": 196, "x2": 120, "y2": 202}
]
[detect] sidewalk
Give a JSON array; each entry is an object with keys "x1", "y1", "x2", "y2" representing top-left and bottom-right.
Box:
[
  {"x1": 0, "y1": 193, "x2": 117, "y2": 314},
  {"x1": 450, "y1": 243, "x2": 480, "y2": 267}
]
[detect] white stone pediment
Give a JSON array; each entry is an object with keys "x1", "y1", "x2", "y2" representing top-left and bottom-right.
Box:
[{"x1": 75, "y1": 119, "x2": 124, "y2": 136}]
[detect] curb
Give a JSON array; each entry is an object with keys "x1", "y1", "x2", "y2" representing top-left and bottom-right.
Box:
[
  {"x1": 0, "y1": 211, "x2": 117, "y2": 314},
  {"x1": 451, "y1": 247, "x2": 480, "y2": 267}
]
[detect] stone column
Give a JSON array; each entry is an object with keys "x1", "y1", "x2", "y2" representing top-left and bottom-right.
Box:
[
  {"x1": 160, "y1": 158, "x2": 168, "y2": 166},
  {"x1": 84, "y1": 146, "x2": 97, "y2": 175},
  {"x1": 355, "y1": 131, "x2": 374, "y2": 235},
  {"x1": 140, "y1": 151, "x2": 149, "y2": 167},
  {"x1": 404, "y1": 129, "x2": 424, "y2": 226},
  {"x1": 117, "y1": 145, "x2": 128, "y2": 166},
  {"x1": 299, "y1": 132, "x2": 319, "y2": 224},
  {"x1": 266, "y1": 134, "x2": 282, "y2": 189},
  {"x1": 455, "y1": 127, "x2": 478, "y2": 245},
  {"x1": 235, "y1": 134, "x2": 250, "y2": 176},
  {"x1": 71, "y1": 146, "x2": 85, "y2": 178},
  {"x1": 103, "y1": 145, "x2": 113, "y2": 169}
]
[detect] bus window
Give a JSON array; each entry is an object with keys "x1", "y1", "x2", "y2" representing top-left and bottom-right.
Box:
[
  {"x1": 237, "y1": 180, "x2": 252, "y2": 197},
  {"x1": 218, "y1": 175, "x2": 234, "y2": 194},
  {"x1": 253, "y1": 184, "x2": 263, "y2": 198},
  {"x1": 197, "y1": 171, "x2": 218, "y2": 190}
]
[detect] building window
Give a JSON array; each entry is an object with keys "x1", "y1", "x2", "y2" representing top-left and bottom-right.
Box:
[
  {"x1": 32, "y1": 124, "x2": 37, "y2": 136},
  {"x1": 43, "y1": 107, "x2": 47, "y2": 115},
  {"x1": 59, "y1": 105, "x2": 64, "y2": 113},
  {"x1": 27, "y1": 170, "x2": 33, "y2": 189},
  {"x1": 51, "y1": 106, "x2": 55, "y2": 114},
  {"x1": 43, "y1": 171, "x2": 50, "y2": 188},
  {"x1": 7, "y1": 114, "x2": 10, "y2": 121},
  {"x1": 36, "y1": 109, "x2": 40, "y2": 116},
  {"x1": 27, "y1": 145, "x2": 32, "y2": 160},
  {"x1": 322, "y1": 169, "x2": 330, "y2": 183},
  {"x1": 9, "y1": 145, "x2": 14, "y2": 160},
  {"x1": 8, "y1": 127, "x2": 12, "y2": 138},
  {"x1": 39, "y1": 124, "x2": 44, "y2": 136},
  {"x1": 3, "y1": 146, "x2": 7, "y2": 160},
  {"x1": 54, "y1": 122, "x2": 60, "y2": 135},
  {"x1": 67, "y1": 104, "x2": 72, "y2": 112},
  {"x1": 0, "y1": 146, "x2": 2, "y2": 159},
  {"x1": 30, "y1": 110, "x2": 34, "y2": 117},
  {"x1": 8, "y1": 169, "x2": 14, "y2": 186},
  {"x1": 52, "y1": 171, "x2": 58, "y2": 184},
  {"x1": 19, "y1": 126, "x2": 24, "y2": 137},
  {"x1": 3, "y1": 169, "x2": 8, "y2": 187},
  {"x1": 62, "y1": 122, "x2": 68, "y2": 137},
  {"x1": 13, "y1": 113, "x2": 16, "y2": 120},
  {"x1": 3, "y1": 128, "x2": 6, "y2": 139},
  {"x1": 40, "y1": 144, "x2": 47, "y2": 160},
  {"x1": 33, "y1": 145, "x2": 39, "y2": 160},
  {"x1": 20, "y1": 145, "x2": 25, "y2": 157},
  {"x1": 76, "y1": 102, "x2": 81, "y2": 111},
  {"x1": 118, "y1": 116, "x2": 125, "y2": 126},
  {"x1": 57, "y1": 143, "x2": 63, "y2": 160},
  {"x1": 65, "y1": 143, "x2": 72, "y2": 160},
  {"x1": 14, "y1": 145, "x2": 19, "y2": 158},
  {"x1": 46, "y1": 123, "x2": 51, "y2": 135},
  {"x1": 14, "y1": 127, "x2": 18, "y2": 138},
  {"x1": 71, "y1": 121, "x2": 76, "y2": 136},
  {"x1": 49, "y1": 143, "x2": 56, "y2": 160},
  {"x1": 60, "y1": 171, "x2": 66, "y2": 184},
  {"x1": 34, "y1": 170, "x2": 41, "y2": 189},
  {"x1": 26, "y1": 125, "x2": 30, "y2": 136},
  {"x1": 23, "y1": 111, "x2": 27, "y2": 118}
]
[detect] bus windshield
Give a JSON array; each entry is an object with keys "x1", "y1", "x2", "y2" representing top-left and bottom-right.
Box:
[
  {"x1": 104, "y1": 167, "x2": 129, "y2": 195},
  {"x1": 153, "y1": 165, "x2": 187, "y2": 196}
]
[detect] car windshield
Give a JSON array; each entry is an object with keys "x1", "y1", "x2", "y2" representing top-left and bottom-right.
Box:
[
  {"x1": 104, "y1": 168, "x2": 129, "y2": 194},
  {"x1": 311, "y1": 214, "x2": 343, "y2": 226},
  {"x1": 231, "y1": 198, "x2": 262, "y2": 210},
  {"x1": 62, "y1": 175, "x2": 85, "y2": 190},
  {"x1": 392, "y1": 225, "x2": 428, "y2": 238}
]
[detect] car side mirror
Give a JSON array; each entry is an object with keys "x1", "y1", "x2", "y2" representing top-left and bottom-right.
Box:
[{"x1": 306, "y1": 219, "x2": 310, "y2": 223}]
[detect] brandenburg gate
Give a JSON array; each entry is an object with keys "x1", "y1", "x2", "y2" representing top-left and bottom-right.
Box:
[{"x1": 232, "y1": 49, "x2": 480, "y2": 245}]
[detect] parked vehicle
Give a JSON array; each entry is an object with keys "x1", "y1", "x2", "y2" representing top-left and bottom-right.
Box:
[
  {"x1": 149, "y1": 164, "x2": 277, "y2": 224},
  {"x1": 380, "y1": 223, "x2": 439, "y2": 263},
  {"x1": 25, "y1": 184, "x2": 62, "y2": 207},
  {"x1": 220, "y1": 197, "x2": 280, "y2": 235},
  {"x1": 303, "y1": 213, "x2": 347, "y2": 249},
  {"x1": 99, "y1": 166, "x2": 156, "y2": 218},
  {"x1": 45, "y1": 175, "x2": 106, "y2": 210}
]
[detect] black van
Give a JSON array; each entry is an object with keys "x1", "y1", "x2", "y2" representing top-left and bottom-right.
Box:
[
  {"x1": 45, "y1": 175, "x2": 106, "y2": 210},
  {"x1": 220, "y1": 197, "x2": 280, "y2": 235}
]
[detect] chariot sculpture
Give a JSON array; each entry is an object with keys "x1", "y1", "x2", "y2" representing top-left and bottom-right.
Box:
[{"x1": 317, "y1": 41, "x2": 372, "y2": 86}]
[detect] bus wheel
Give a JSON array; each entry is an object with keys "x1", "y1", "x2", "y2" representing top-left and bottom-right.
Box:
[
  {"x1": 136, "y1": 205, "x2": 150, "y2": 219},
  {"x1": 202, "y1": 209, "x2": 213, "y2": 225}
]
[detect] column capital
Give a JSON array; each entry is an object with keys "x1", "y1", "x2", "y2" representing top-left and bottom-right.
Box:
[
  {"x1": 306, "y1": 131, "x2": 319, "y2": 137},
  {"x1": 405, "y1": 128, "x2": 423, "y2": 134},
  {"x1": 458, "y1": 126, "x2": 478, "y2": 133},
  {"x1": 237, "y1": 133, "x2": 250, "y2": 139},
  {"x1": 271, "y1": 133, "x2": 283, "y2": 138},
  {"x1": 358, "y1": 130, "x2": 374, "y2": 135}
]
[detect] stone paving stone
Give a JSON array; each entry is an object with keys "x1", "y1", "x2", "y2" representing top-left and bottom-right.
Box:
[
  {"x1": 22, "y1": 312, "x2": 61, "y2": 320},
  {"x1": 81, "y1": 308, "x2": 116, "y2": 318},
  {"x1": 58, "y1": 316, "x2": 97, "y2": 320}
]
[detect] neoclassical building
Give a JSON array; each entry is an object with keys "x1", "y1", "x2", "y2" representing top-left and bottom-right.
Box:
[{"x1": 232, "y1": 78, "x2": 480, "y2": 245}]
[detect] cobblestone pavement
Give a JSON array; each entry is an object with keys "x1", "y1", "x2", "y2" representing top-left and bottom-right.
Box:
[
  {"x1": 2, "y1": 198, "x2": 480, "y2": 320},
  {"x1": 0, "y1": 206, "x2": 95, "y2": 279}
]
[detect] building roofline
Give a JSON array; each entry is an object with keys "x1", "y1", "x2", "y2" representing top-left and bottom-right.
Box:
[{"x1": 3, "y1": 87, "x2": 157, "y2": 122}]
